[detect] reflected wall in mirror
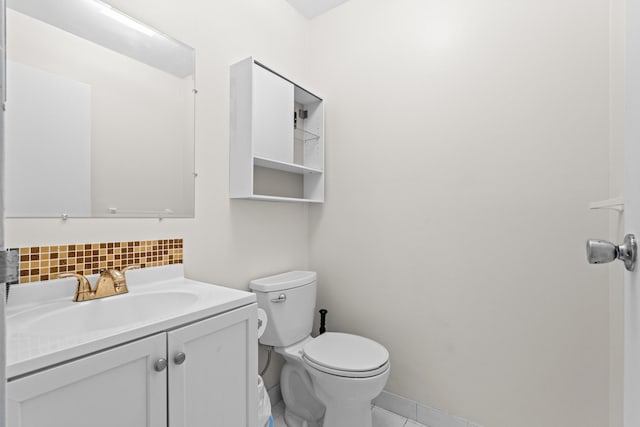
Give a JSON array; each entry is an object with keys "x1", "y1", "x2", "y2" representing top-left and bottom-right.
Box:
[{"x1": 5, "y1": 0, "x2": 196, "y2": 218}]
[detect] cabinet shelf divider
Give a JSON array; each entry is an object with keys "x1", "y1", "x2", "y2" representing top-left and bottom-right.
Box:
[{"x1": 253, "y1": 156, "x2": 323, "y2": 175}]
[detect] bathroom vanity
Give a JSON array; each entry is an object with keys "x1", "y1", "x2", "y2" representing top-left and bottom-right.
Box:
[{"x1": 6, "y1": 265, "x2": 258, "y2": 427}]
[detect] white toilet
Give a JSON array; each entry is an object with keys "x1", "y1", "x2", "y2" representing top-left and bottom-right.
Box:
[{"x1": 250, "y1": 271, "x2": 390, "y2": 427}]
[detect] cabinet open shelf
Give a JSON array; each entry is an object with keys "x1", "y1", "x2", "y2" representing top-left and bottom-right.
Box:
[
  {"x1": 254, "y1": 156, "x2": 322, "y2": 175},
  {"x1": 230, "y1": 57, "x2": 325, "y2": 203},
  {"x1": 295, "y1": 128, "x2": 320, "y2": 142},
  {"x1": 246, "y1": 195, "x2": 324, "y2": 203}
]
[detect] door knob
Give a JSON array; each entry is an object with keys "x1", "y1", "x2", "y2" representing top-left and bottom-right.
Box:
[{"x1": 586, "y1": 234, "x2": 637, "y2": 271}]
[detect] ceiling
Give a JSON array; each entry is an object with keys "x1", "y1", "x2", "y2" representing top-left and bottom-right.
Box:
[{"x1": 285, "y1": 0, "x2": 350, "y2": 19}]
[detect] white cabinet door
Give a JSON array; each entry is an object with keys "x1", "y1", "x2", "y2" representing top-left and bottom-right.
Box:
[
  {"x1": 252, "y1": 64, "x2": 294, "y2": 163},
  {"x1": 168, "y1": 304, "x2": 258, "y2": 427},
  {"x1": 7, "y1": 333, "x2": 167, "y2": 427}
]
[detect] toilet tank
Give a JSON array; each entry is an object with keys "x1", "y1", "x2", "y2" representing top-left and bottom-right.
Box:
[{"x1": 250, "y1": 271, "x2": 317, "y2": 347}]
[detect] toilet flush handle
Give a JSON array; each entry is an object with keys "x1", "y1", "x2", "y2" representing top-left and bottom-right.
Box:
[{"x1": 271, "y1": 293, "x2": 287, "y2": 303}]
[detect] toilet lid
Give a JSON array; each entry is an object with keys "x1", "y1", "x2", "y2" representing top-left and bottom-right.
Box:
[{"x1": 302, "y1": 333, "x2": 389, "y2": 375}]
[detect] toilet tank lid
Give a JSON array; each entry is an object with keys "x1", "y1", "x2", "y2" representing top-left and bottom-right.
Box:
[{"x1": 249, "y1": 271, "x2": 317, "y2": 292}]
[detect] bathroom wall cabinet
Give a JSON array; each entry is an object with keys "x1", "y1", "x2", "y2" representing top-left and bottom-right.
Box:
[
  {"x1": 7, "y1": 304, "x2": 256, "y2": 427},
  {"x1": 230, "y1": 57, "x2": 325, "y2": 202}
]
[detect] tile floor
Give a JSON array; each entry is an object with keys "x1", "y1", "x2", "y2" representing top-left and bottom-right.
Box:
[{"x1": 271, "y1": 402, "x2": 428, "y2": 427}]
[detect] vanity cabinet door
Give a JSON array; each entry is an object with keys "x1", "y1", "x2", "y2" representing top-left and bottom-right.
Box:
[
  {"x1": 7, "y1": 333, "x2": 167, "y2": 427},
  {"x1": 167, "y1": 304, "x2": 258, "y2": 427}
]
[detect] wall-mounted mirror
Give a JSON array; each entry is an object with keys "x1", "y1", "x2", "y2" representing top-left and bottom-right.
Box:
[{"x1": 5, "y1": 0, "x2": 196, "y2": 218}]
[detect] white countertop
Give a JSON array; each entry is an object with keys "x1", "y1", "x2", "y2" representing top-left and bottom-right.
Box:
[{"x1": 7, "y1": 265, "x2": 256, "y2": 379}]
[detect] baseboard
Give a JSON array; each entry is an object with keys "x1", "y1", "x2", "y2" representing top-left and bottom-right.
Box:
[{"x1": 373, "y1": 390, "x2": 484, "y2": 427}]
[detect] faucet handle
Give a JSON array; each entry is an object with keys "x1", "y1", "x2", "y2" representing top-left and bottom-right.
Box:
[
  {"x1": 111, "y1": 264, "x2": 140, "y2": 294},
  {"x1": 56, "y1": 272, "x2": 93, "y2": 302}
]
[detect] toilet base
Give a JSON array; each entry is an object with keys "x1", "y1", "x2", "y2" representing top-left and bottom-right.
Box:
[
  {"x1": 322, "y1": 400, "x2": 373, "y2": 427},
  {"x1": 283, "y1": 408, "x2": 323, "y2": 427},
  {"x1": 278, "y1": 358, "x2": 325, "y2": 427},
  {"x1": 305, "y1": 363, "x2": 390, "y2": 427}
]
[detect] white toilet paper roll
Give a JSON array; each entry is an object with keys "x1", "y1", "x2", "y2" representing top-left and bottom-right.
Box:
[{"x1": 257, "y1": 308, "x2": 268, "y2": 339}]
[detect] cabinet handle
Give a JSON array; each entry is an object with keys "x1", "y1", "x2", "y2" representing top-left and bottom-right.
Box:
[
  {"x1": 154, "y1": 358, "x2": 168, "y2": 372},
  {"x1": 174, "y1": 352, "x2": 187, "y2": 365}
]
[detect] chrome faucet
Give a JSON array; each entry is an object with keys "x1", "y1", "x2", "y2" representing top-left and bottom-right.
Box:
[{"x1": 57, "y1": 265, "x2": 140, "y2": 302}]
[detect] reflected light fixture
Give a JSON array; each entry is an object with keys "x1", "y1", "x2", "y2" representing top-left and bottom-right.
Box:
[{"x1": 99, "y1": 4, "x2": 156, "y2": 37}]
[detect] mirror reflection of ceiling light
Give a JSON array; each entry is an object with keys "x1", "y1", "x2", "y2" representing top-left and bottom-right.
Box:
[{"x1": 99, "y1": 5, "x2": 155, "y2": 37}]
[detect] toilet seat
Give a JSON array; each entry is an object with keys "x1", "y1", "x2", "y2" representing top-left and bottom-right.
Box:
[
  {"x1": 303, "y1": 356, "x2": 389, "y2": 378},
  {"x1": 302, "y1": 332, "x2": 389, "y2": 378}
]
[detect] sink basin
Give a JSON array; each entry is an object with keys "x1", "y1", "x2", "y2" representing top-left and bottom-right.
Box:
[
  {"x1": 10, "y1": 290, "x2": 199, "y2": 337},
  {"x1": 6, "y1": 265, "x2": 257, "y2": 379}
]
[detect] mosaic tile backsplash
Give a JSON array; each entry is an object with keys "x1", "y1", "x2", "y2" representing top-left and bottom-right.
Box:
[{"x1": 9, "y1": 239, "x2": 183, "y2": 284}]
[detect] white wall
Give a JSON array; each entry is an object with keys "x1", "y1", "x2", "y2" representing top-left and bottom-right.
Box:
[
  {"x1": 307, "y1": 1, "x2": 611, "y2": 426},
  {"x1": 4, "y1": 0, "x2": 311, "y2": 387}
]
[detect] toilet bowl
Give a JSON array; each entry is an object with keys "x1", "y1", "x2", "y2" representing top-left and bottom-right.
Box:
[
  {"x1": 302, "y1": 332, "x2": 390, "y2": 427},
  {"x1": 250, "y1": 271, "x2": 390, "y2": 427}
]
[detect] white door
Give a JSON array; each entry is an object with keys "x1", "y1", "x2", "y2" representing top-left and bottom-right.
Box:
[
  {"x1": 7, "y1": 333, "x2": 167, "y2": 427},
  {"x1": 625, "y1": 0, "x2": 640, "y2": 424},
  {"x1": 1, "y1": 1, "x2": 7, "y2": 425},
  {"x1": 167, "y1": 304, "x2": 258, "y2": 427}
]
